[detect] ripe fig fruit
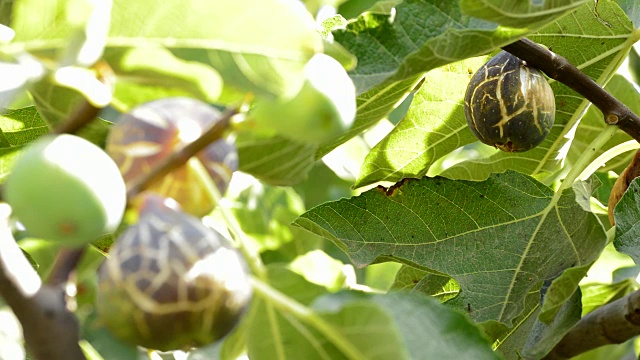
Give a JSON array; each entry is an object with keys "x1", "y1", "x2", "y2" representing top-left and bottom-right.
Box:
[
  {"x1": 249, "y1": 54, "x2": 356, "y2": 143},
  {"x1": 96, "y1": 195, "x2": 252, "y2": 351},
  {"x1": 4, "y1": 134, "x2": 126, "y2": 246},
  {"x1": 464, "y1": 51, "x2": 556, "y2": 152},
  {"x1": 106, "y1": 97, "x2": 238, "y2": 216}
]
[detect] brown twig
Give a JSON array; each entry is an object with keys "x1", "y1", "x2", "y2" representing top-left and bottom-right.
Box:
[
  {"x1": 52, "y1": 61, "x2": 115, "y2": 135},
  {"x1": 52, "y1": 100, "x2": 101, "y2": 135},
  {"x1": 125, "y1": 106, "x2": 239, "y2": 200},
  {"x1": 543, "y1": 289, "x2": 640, "y2": 359},
  {"x1": 6, "y1": 286, "x2": 85, "y2": 360},
  {"x1": 0, "y1": 205, "x2": 85, "y2": 360},
  {"x1": 502, "y1": 38, "x2": 640, "y2": 143},
  {"x1": 46, "y1": 248, "x2": 86, "y2": 286}
]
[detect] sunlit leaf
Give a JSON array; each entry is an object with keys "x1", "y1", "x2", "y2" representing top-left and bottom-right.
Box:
[
  {"x1": 390, "y1": 265, "x2": 428, "y2": 292},
  {"x1": 109, "y1": 0, "x2": 322, "y2": 100},
  {"x1": 105, "y1": 46, "x2": 223, "y2": 109},
  {"x1": 249, "y1": 266, "x2": 498, "y2": 360},
  {"x1": 460, "y1": 0, "x2": 587, "y2": 27},
  {"x1": 354, "y1": 58, "x2": 483, "y2": 188},
  {"x1": 237, "y1": 131, "x2": 318, "y2": 186},
  {"x1": 313, "y1": 291, "x2": 500, "y2": 360},
  {"x1": 580, "y1": 279, "x2": 636, "y2": 316}
]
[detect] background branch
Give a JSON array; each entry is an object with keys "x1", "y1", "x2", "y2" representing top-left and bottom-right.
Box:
[
  {"x1": 543, "y1": 289, "x2": 640, "y2": 359},
  {"x1": 502, "y1": 38, "x2": 640, "y2": 143},
  {"x1": 52, "y1": 61, "x2": 114, "y2": 135}
]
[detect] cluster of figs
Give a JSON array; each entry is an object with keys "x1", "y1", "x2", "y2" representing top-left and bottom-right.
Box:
[
  {"x1": 3, "y1": 97, "x2": 251, "y2": 351},
  {"x1": 1, "y1": 46, "x2": 556, "y2": 352}
]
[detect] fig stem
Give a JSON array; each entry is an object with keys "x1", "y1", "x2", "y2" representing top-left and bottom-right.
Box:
[
  {"x1": 577, "y1": 140, "x2": 640, "y2": 182},
  {"x1": 555, "y1": 124, "x2": 617, "y2": 195},
  {"x1": 251, "y1": 276, "x2": 368, "y2": 360},
  {"x1": 126, "y1": 106, "x2": 239, "y2": 201},
  {"x1": 188, "y1": 157, "x2": 268, "y2": 280},
  {"x1": 502, "y1": 38, "x2": 640, "y2": 143}
]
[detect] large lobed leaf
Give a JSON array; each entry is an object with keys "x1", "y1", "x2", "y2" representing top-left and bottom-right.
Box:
[
  {"x1": 353, "y1": 59, "x2": 482, "y2": 188},
  {"x1": 247, "y1": 265, "x2": 498, "y2": 360},
  {"x1": 335, "y1": 0, "x2": 588, "y2": 95},
  {"x1": 294, "y1": 171, "x2": 607, "y2": 325}
]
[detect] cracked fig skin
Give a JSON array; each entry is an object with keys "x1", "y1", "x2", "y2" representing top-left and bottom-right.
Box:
[
  {"x1": 106, "y1": 97, "x2": 239, "y2": 216},
  {"x1": 464, "y1": 51, "x2": 556, "y2": 152},
  {"x1": 96, "y1": 196, "x2": 252, "y2": 351}
]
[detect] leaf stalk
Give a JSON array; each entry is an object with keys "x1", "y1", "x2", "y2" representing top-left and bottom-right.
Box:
[{"x1": 251, "y1": 276, "x2": 368, "y2": 360}]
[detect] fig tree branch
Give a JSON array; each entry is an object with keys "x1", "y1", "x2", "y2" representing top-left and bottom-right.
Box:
[
  {"x1": 52, "y1": 99, "x2": 101, "y2": 135},
  {"x1": 0, "y1": 204, "x2": 85, "y2": 360},
  {"x1": 543, "y1": 288, "x2": 640, "y2": 359},
  {"x1": 502, "y1": 38, "x2": 640, "y2": 143},
  {"x1": 52, "y1": 61, "x2": 114, "y2": 135}
]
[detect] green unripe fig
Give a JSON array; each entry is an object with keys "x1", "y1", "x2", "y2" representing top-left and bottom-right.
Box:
[
  {"x1": 464, "y1": 51, "x2": 556, "y2": 152},
  {"x1": 96, "y1": 195, "x2": 252, "y2": 351},
  {"x1": 4, "y1": 134, "x2": 126, "y2": 246},
  {"x1": 249, "y1": 54, "x2": 356, "y2": 143}
]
